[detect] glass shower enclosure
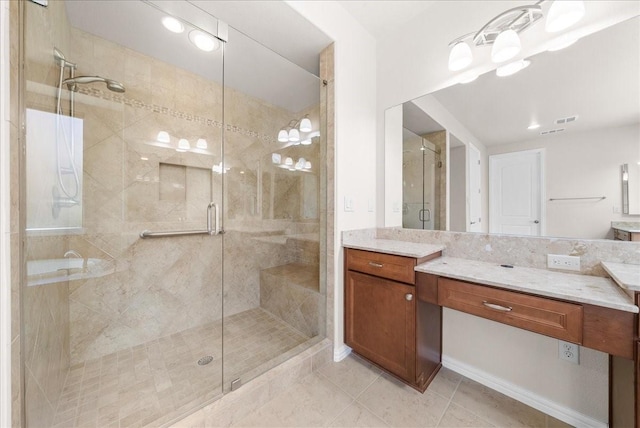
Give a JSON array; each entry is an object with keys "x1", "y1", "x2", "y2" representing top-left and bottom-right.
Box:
[{"x1": 21, "y1": 0, "x2": 325, "y2": 426}]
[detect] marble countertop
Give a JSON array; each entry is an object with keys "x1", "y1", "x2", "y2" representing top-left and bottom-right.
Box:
[
  {"x1": 602, "y1": 261, "x2": 640, "y2": 292},
  {"x1": 611, "y1": 222, "x2": 640, "y2": 233},
  {"x1": 416, "y1": 257, "x2": 638, "y2": 313},
  {"x1": 342, "y1": 237, "x2": 444, "y2": 259}
]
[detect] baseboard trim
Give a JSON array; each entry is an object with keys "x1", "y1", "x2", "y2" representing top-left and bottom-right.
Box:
[
  {"x1": 442, "y1": 356, "x2": 607, "y2": 428},
  {"x1": 333, "y1": 344, "x2": 351, "y2": 362}
]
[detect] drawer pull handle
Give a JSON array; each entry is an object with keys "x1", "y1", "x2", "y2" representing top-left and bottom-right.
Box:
[
  {"x1": 405, "y1": 294, "x2": 413, "y2": 301},
  {"x1": 368, "y1": 262, "x2": 383, "y2": 268},
  {"x1": 482, "y1": 301, "x2": 512, "y2": 312}
]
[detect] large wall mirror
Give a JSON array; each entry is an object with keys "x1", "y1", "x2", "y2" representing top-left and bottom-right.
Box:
[{"x1": 386, "y1": 14, "x2": 640, "y2": 240}]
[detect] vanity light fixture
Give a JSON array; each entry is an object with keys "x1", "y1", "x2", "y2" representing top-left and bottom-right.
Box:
[
  {"x1": 176, "y1": 138, "x2": 190, "y2": 152},
  {"x1": 448, "y1": 1, "x2": 586, "y2": 76},
  {"x1": 157, "y1": 131, "x2": 171, "y2": 143},
  {"x1": 277, "y1": 116, "x2": 317, "y2": 144},
  {"x1": 284, "y1": 157, "x2": 293, "y2": 166},
  {"x1": 272, "y1": 153, "x2": 281, "y2": 164},
  {"x1": 277, "y1": 130, "x2": 289, "y2": 143},
  {"x1": 304, "y1": 161, "x2": 312, "y2": 169},
  {"x1": 189, "y1": 30, "x2": 220, "y2": 52},
  {"x1": 288, "y1": 128, "x2": 300, "y2": 143},
  {"x1": 162, "y1": 16, "x2": 184, "y2": 34},
  {"x1": 496, "y1": 59, "x2": 531, "y2": 77},
  {"x1": 448, "y1": 41, "x2": 473, "y2": 71},
  {"x1": 196, "y1": 138, "x2": 208, "y2": 149},
  {"x1": 545, "y1": 0, "x2": 585, "y2": 33},
  {"x1": 491, "y1": 29, "x2": 521, "y2": 63}
]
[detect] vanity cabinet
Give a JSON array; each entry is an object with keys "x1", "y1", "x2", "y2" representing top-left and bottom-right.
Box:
[
  {"x1": 613, "y1": 228, "x2": 640, "y2": 241},
  {"x1": 344, "y1": 248, "x2": 442, "y2": 392}
]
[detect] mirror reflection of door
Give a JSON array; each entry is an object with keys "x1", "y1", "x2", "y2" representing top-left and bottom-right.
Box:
[
  {"x1": 468, "y1": 143, "x2": 482, "y2": 233},
  {"x1": 489, "y1": 149, "x2": 544, "y2": 236}
]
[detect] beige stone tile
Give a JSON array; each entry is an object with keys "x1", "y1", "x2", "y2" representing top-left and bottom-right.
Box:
[
  {"x1": 437, "y1": 403, "x2": 495, "y2": 427},
  {"x1": 357, "y1": 373, "x2": 449, "y2": 427},
  {"x1": 426, "y1": 367, "x2": 462, "y2": 400},
  {"x1": 451, "y1": 379, "x2": 547, "y2": 427},
  {"x1": 317, "y1": 354, "x2": 381, "y2": 398},
  {"x1": 327, "y1": 402, "x2": 389, "y2": 428}
]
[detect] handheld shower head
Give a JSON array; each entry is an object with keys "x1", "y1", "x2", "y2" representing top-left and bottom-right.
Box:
[{"x1": 62, "y1": 76, "x2": 125, "y2": 93}]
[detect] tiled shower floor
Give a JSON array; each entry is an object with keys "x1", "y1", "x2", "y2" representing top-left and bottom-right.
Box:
[{"x1": 51, "y1": 308, "x2": 310, "y2": 428}]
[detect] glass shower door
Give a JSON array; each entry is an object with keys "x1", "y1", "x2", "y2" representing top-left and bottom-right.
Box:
[
  {"x1": 22, "y1": 1, "x2": 225, "y2": 426},
  {"x1": 221, "y1": 26, "x2": 324, "y2": 391}
]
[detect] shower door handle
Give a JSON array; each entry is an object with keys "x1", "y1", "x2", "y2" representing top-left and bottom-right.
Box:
[
  {"x1": 419, "y1": 208, "x2": 431, "y2": 223},
  {"x1": 207, "y1": 202, "x2": 220, "y2": 235}
]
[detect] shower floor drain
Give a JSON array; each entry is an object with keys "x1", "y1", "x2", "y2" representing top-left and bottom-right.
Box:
[{"x1": 197, "y1": 355, "x2": 214, "y2": 366}]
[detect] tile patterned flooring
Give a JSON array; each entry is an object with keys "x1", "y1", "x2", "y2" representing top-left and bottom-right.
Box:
[
  {"x1": 51, "y1": 308, "x2": 309, "y2": 428},
  {"x1": 179, "y1": 354, "x2": 574, "y2": 428}
]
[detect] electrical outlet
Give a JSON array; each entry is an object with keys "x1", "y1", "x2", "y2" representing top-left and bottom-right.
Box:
[
  {"x1": 547, "y1": 254, "x2": 580, "y2": 271},
  {"x1": 558, "y1": 340, "x2": 579, "y2": 364}
]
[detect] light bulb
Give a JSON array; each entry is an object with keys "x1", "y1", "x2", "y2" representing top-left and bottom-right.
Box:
[
  {"x1": 188, "y1": 30, "x2": 220, "y2": 52},
  {"x1": 278, "y1": 129, "x2": 289, "y2": 142},
  {"x1": 162, "y1": 16, "x2": 184, "y2": 34},
  {"x1": 157, "y1": 131, "x2": 170, "y2": 143},
  {"x1": 288, "y1": 128, "x2": 300, "y2": 142},
  {"x1": 448, "y1": 41, "x2": 473, "y2": 71},
  {"x1": 304, "y1": 161, "x2": 311, "y2": 169},
  {"x1": 299, "y1": 117, "x2": 312, "y2": 132},
  {"x1": 196, "y1": 138, "x2": 207, "y2": 149},
  {"x1": 496, "y1": 59, "x2": 530, "y2": 77},
  {"x1": 178, "y1": 138, "x2": 190, "y2": 151},
  {"x1": 491, "y1": 29, "x2": 521, "y2": 63},
  {"x1": 545, "y1": 0, "x2": 585, "y2": 33}
]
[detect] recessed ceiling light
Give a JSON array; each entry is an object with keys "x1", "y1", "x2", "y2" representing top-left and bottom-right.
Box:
[
  {"x1": 527, "y1": 123, "x2": 540, "y2": 130},
  {"x1": 188, "y1": 30, "x2": 220, "y2": 52},
  {"x1": 162, "y1": 16, "x2": 184, "y2": 34},
  {"x1": 496, "y1": 59, "x2": 531, "y2": 77}
]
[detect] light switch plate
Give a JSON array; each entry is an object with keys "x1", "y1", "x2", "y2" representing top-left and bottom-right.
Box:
[{"x1": 344, "y1": 197, "x2": 354, "y2": 212}]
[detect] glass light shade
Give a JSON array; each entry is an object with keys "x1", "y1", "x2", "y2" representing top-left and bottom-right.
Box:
[
  {"x1": 301, "y1": 139, "x2": 312, "y2": 146},
  {"x1": 299, "y1": 117, "x2": 312, "y2": 132},
  {"x1": 288, "y1": 128, "x2": 300, "y2": 142},
  {"x1": 162, "y1": 16, "x2": 184, "y2": 33},
  {"x1": 448, "y1": 41, "x2": 473, "y2": 71},
  {"x1": 188, "y1": 30, "x2": 220, "y2": 52},
  {"x1": 545, "y1": 0, "x2": 585, "y2": 33},
  {"x1": 304, "y1": 161, "x2": 311, "y2": 169},
  {"x1": 284, "y1": 157, "x2": 293, "y2": 166},
  {"x1": 278, "y1": 129, "x2": 289, "y2": 142},
  {"x1": 272, "y1": 153, "x2": 281, "y2": 164},
  {"x1": 496, "y1": 59, "x2": 530, "y2": 77},
  {"x1": 196, "y1": 138, "x2": 207, "y2": 149},
  {"x1": 157, "y1": 131, "x2": 171, "y2": 143},
  {"x1": 491, "y1": 29, "x2": 521, "y2": 63},
  {"x1": 178, "y1": 138, "x2": 190, "y2": 150}
]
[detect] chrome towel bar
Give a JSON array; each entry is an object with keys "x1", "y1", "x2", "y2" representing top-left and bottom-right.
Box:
[
  {"x1": 140, "y1": 202, "x2": 220, "y2": 239},
  {"x1": 548, "y1": 196, "x2": 606, "y2": 201}
]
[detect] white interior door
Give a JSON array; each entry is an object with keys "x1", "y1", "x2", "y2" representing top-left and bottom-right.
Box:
[
  {"x1": 468, "y1": 143, "x2": 482, "y2": 233},
  {"x1": 489, "y1": 150, "x2": 544, "y2": 236}
]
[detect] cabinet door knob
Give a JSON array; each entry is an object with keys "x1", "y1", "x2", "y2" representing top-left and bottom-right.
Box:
[{"x1": 405, "y1": 293, "x2": 413, "y2": 301}]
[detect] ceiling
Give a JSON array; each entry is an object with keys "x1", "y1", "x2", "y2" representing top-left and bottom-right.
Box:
[{"x1": 337, "y1": 1, "x2": 435, "y2": 39}]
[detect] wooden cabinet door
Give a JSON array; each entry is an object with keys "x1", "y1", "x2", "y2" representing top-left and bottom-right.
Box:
[{"x1": 345, "y1": 270, "x2": 416, "y2": 382}]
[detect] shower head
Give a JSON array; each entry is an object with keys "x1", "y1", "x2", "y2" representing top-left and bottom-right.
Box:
[{"x1": 62, "y1": 76, "x2": 125, "y2": 93}]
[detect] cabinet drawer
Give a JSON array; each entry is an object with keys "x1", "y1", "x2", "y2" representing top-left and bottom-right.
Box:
[
  {"x1": 614, "y1": 229, "x2": 630, "y2": 241},
  {"x1": 438, "y1": 278, "x2": 583, "y2": 343},
  {"x1": 346, "y1": 248, "x2": 416, "y2": 284}
]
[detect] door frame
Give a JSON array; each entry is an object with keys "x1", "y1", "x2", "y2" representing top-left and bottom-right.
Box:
[
  {"x1": 489, "y1": 148, "x2": 546, "y2": 236},
  {"x1": 467, "y1": 142, "x2": 482, "y2": 233}
]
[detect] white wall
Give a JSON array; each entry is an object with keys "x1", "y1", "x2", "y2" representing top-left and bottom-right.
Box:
[
  {"x1": 285, "y1": 1, "x2": 378, "y2": 358},
  {"x1": 449, "y1": 145, "x2": 466, "y2": 232},
  {"x1": 376, "y1": 1, "x2": 640, "y2": 425},
  {"x1": 489, "y1": 124, "x2": 640, "y2": 239}
]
